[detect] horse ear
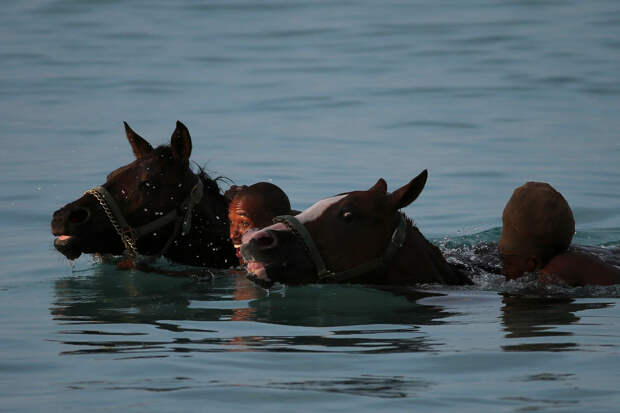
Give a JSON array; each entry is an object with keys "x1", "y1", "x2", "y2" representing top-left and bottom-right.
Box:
[
  {"x1": 171, "y1": 120, "x2": 192, "y2": 163},
  {"x1": 369, "y1": 178, "x2": 388, "y2": 194},
  {"x1": 388, "y1": 170, "x2": 428, "y2": 210},
  {"x1": 124, "y1": 122, "x2": 153, "y2": 159}
]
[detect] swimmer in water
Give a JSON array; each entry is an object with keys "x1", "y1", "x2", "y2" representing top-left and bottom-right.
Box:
[
  {"x1": 227, "y1": 182, "x2": 295, "y2": 264},
  {"x1": 499, "y1": 182, "x2": 620, "y2": 286}
]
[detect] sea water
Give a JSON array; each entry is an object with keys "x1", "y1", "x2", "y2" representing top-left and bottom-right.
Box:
[{"x1": 1, "y1": 1, "x2": 619, "y2": 411}]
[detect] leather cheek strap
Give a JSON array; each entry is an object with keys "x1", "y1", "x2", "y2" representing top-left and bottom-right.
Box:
[{"x1": 273, "y1": 213, "x2": 408, "y2": 282}]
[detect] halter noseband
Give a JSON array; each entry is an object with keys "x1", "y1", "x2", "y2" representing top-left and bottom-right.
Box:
[
  {"x1": 272, "y1": 213, "x2": 408, "y2": 282},
  {"x1": 84, "y1": 178, "x2": 204, "y2": 258}
]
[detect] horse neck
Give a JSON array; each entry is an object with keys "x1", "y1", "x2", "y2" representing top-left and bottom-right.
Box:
[
  {"x1": 384, "y1": 219, "x2": 461, "y2": 284},
  {"x1": 163, "y1": 173, "x2": 236, "y2": 267}
]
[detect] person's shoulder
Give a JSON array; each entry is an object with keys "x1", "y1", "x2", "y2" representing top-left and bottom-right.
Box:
[{"x1": 540, "y1": 251, "x2": 620, "y2": 286}]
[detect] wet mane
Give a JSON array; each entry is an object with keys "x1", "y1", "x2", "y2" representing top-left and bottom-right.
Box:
[
  {"x1": 195, "y1": 165, "x2": 227, "y2": 198},
  {"x1": 394, "y1": 213, "x2": 471, "y2": 285}
]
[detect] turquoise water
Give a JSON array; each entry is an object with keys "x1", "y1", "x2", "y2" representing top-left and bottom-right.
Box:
[{"x1": 2, "y1": 0, "x2": 620, "y2": 411}]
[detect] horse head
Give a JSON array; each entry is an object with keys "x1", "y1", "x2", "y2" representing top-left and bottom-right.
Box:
[
  {"x1": 51, "y1": 121, "x2": 236, "y2": 268},
  {"x1": 241, "y1": 170, "x2": 432, "y2": 286}
]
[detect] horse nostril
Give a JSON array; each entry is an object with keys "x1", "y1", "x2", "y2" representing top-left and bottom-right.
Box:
[
  {"x1": 68, "y1": 208, "x2": 90, "y2": 225},
  {"x1": 253, "y1": 230, "x2": 278, "y2": 250}
]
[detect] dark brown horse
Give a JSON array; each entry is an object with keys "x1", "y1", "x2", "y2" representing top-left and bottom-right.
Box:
[
  {"x1": 51, "y1": 121, "x2": 237, "y2": 268},
  {"x1": 240, "y1": 170, "x2": 471, "y2": 288}
]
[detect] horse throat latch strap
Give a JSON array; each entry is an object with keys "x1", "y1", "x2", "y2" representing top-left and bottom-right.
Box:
[
  {"x1": 84, "y1": 178, "x2": 204, "y2": 258},
  {"x1": 273, "y1": 213, "x2": 408, "y2": 282}
]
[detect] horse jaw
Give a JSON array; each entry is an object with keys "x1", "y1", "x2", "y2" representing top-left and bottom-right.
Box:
[
  {"x1": 246, "y1": 261, "x2": 269, "y2": 279},
  {"x1": 53, "y1": 235, "x2": 82, "y2": 260}
]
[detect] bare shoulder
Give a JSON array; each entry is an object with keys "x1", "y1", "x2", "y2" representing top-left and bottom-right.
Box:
[{"x1": 540, "y1": 251, "x2": 620, "y2": 286}]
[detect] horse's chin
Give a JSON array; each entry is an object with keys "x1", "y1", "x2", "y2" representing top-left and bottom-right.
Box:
[
  {"x1": 245, "y1": 261, "x2": 275, "y2": 288},
  {"x1": 53, "y1": 235, "x2": 83, "y2": 260}
]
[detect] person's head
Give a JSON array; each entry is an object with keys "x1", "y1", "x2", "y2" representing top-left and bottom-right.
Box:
[
  {"x1": 499, "y1": 182, "x2": 575, "y2": 279},
  {"x1": 228, "y1": 182, "x2": 292, "y2": 258}
]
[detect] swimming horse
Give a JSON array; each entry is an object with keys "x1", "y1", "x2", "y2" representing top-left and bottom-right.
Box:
[
  {"x1": 240, "y1": 170, "x2": 471, "y2": 288},
  {"x1": 51, "y1": 121, "x2": 237, "y2": 268}
]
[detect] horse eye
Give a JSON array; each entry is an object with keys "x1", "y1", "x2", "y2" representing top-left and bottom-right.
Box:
[{"x1": 341, "y1": 210, "x2": 354, "y2": 223}]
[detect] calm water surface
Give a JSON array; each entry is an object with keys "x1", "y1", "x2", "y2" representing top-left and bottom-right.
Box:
[{"x1": 1, "y1": 1, "x2": 620, "y2": 412}]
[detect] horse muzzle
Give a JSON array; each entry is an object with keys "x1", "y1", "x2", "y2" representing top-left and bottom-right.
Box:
[
  {"x1": 240, "y1": 223, "x2": 316, "y2": 287},
  {"x1": 51, "y1": 202, "x2": 95, "y2": 260},
  {"x1": 51, "y1": 203, "x2": 92, "y2": 233},
  {"x1": 53, "y1": 235, "x2": 83, "y2": 260}
]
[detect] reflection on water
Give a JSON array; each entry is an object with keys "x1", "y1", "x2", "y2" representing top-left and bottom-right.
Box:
[
  {"x1": 52, "y1": 264, "x2": 231, "y2": 326},
  {"x1": 52, "y1": 265, "x2": 455, "y2": 356},
  {"x1": 500, "y1": 294, "x2": 613, "y2": 352},
  {"x1": 256, "y1": 375, "x2": 431, "y2": 399},
  {"x1": 64, "y1": 374, "x2": 431, "y2": 399}
]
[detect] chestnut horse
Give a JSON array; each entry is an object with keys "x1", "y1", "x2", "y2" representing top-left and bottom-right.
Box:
[
  {"x1": 51, "y1": 121, "x2": 237, "y2": 268},
  {"x1": 240, "y1": 170, "x2": 471, "y2": 288}
]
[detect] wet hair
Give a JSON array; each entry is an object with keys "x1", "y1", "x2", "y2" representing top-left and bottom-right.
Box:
[
  {"x1": 499, "y1": 181, "x2": 575, "y2": 265},
  {"x1": 233, "y1": 182, "x2": 291, "y2": 216}
]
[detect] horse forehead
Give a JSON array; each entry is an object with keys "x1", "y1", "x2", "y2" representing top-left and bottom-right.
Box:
[
  {"x1": 106, "y1": 157, "x2": 158, "y2": 182},
  {"x1": 296, "y1": 194, "x2": 347, "y2": 224}
]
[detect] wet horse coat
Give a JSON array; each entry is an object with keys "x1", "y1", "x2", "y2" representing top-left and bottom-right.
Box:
[
  {"x1": 241, "y1": 170, "x2": 470, "y2": 287},
  {"x1": 51, "y1": 121, "x2": 237, "y2": 268}
]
